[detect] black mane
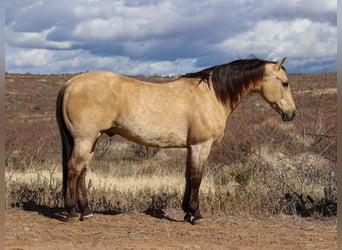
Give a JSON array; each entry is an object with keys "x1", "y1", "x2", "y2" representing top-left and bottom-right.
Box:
[{"x1": 183, "y1": 59, "x2": 277, "y2": 105}]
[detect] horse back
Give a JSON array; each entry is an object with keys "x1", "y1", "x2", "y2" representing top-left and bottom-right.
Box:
[{"x1": 62, "y1": 71, "x2": 227, "y2": 147}]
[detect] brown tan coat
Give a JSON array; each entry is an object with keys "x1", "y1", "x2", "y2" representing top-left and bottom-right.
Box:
[{"x1": 56, "y1": 58, "x2": 296, "y2": 224}]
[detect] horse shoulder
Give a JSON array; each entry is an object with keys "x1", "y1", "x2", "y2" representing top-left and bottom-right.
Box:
[{"x1": 186, "y1": 85, "x2": 228, "y2": 144}]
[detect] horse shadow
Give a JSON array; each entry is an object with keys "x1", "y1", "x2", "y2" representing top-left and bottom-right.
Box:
[
  {"x1": 21, "y1": 195, "x2": 183, "y2": 223},
  {"x1": 143, "y1": 207, "x2": 183, "y2": 222},
  {"x1": 22, "y1": 201, "x2": 66, "y2": 221},
  {"x1": 143, "y1": 194, "x2": 184, "y2": 222},
  {"x1": 21, "y1": 200, "x2": 122, "y2": 222}
]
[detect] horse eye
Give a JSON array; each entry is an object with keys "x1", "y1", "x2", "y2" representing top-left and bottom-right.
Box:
[{"x1": 282, "y1": 82, "x2": 289, "y2": 88}]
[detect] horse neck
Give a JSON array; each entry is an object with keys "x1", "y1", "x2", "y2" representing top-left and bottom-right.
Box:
[{"x1": 227, "y1": 81, "x2": 258, "y2": 113}]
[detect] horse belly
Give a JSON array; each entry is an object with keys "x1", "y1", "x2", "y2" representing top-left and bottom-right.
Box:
[{"x1": 114, "y1": 117, "x2": 188, "y2": 148}]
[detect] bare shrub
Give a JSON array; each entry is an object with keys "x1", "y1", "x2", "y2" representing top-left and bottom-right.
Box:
[{"x1": 6, "y1": 119, "x2": 60, "y2": 171}]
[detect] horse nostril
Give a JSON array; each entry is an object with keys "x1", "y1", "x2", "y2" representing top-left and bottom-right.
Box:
[
  {"x1": 282, "y1": 111, "x2": 295, "y2": 121},
  {"x1": 281, "y1": 113, "x2": 288, "y2": 121}
]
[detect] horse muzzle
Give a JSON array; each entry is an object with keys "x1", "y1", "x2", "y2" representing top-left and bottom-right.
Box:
[{"x1": 281, "y1": 110, "x2": 296, "y2": 121}]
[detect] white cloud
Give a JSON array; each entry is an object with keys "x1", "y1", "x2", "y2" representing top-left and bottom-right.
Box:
[
  {"x1": 5, "y1": 0, "x2": 337, "y2": 74},
  {"x1": 5, "y1": 47, "x2": 198, "y2": 75},
  {"x1": 7, "y1": 48, "x2": 52, "y2": 69},
  {"x1": 71, "y1": 1, "x2": 187, "y2": 41},
  {"x1": 217, "y1": 19, "x2": 336, "y2": 61},
  {"x1": 6, "y1": 27, "x2": 72, "y2": 49}
]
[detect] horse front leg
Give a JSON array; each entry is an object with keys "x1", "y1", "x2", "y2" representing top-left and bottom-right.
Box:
[
  {"x1": 182, "y1": 141, "x2": 212, "y2": 225},
  {"x1": 182, "y1": 150, "x2": 192, "y2": 222}
]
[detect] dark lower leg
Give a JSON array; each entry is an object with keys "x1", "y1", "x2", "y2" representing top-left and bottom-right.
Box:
[
  {"x1": 65, "y1": 199, "x2": 78, "y2": 217},
  {"x1": 183, "y1": 143, "x2": 211, "y2": 223},
  {"x1": 78, "y1": 197, "x2": 91, "y2": 218},
  {"x1": 65, "y1": 171, "x2": 79, "y2": 218},
  {"x1": 182, "y1": 182, "x2": 191, "y2": 221},
  {"x1": 182, "y1": 151, "x2": 191, "y2": 220},
  {"x1": 182, "y1": 169, "x2": 203, "y2": 220},
  {"x1": 189, "y1": 176, "x2": 203, "y2": 219},
  {"x1": 182, "y1": 176, "x2": 203, "y2": 222},
  {"x1": 77, "y1": 168, "x2": 92, "y2": 218}
]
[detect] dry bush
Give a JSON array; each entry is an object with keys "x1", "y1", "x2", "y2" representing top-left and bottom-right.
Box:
[{"x1": 6, "y1": 120, "x2": 60, "y2": 171}]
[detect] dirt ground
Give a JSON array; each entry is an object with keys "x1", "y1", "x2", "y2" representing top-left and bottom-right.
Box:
[{"x1": 5, "y1": 208, "x2": 336, "y2": 250}]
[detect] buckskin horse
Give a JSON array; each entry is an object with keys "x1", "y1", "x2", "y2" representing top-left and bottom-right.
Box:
[{"x1": 56, "y1": 58, "x2": 296, "y2": 224}]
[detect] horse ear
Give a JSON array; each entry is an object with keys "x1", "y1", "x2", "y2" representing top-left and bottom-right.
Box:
[{"x1": 274, "y1": 57, "x2": 287, "y2": 71}]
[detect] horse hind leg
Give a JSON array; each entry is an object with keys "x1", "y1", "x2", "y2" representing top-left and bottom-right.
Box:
[
  {"x1": 65, "y1": 138, "x2": 96, "y2": 222},
  {"x1": 77, "y1": 158, "x2": 93, "y2": 221}
]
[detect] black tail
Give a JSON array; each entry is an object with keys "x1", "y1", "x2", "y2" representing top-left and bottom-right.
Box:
[{"x1": 56, "y1": 85, "x2": 74, "y2": 198}]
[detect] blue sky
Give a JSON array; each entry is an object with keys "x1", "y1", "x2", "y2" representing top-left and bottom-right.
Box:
[{"x1": 5, "y1": 0, "x2": 337, "y2": 75}]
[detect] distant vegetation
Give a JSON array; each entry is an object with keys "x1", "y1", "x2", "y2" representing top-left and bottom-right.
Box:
[{"x1": 5, "y1": 73, "x2": 336, "y2": 218}]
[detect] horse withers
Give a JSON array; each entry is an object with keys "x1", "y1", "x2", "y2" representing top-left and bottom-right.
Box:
[{"x1": 56, "y1": 58, "x2": 296, "y2": 224}]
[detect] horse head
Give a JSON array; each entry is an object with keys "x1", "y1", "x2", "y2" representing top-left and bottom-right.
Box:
[{"x1": 259, "y1": 58, "x2": 296, "y2": 121}]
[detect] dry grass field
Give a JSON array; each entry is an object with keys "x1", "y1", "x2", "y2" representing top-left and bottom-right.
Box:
[{"x1": 5, "y1": 72, "x2": 337, "y2": 249}]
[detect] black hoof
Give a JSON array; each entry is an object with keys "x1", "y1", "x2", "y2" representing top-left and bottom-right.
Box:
[{"x1": 184, "y1": 214, "x2": 192, "y2": 222}]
